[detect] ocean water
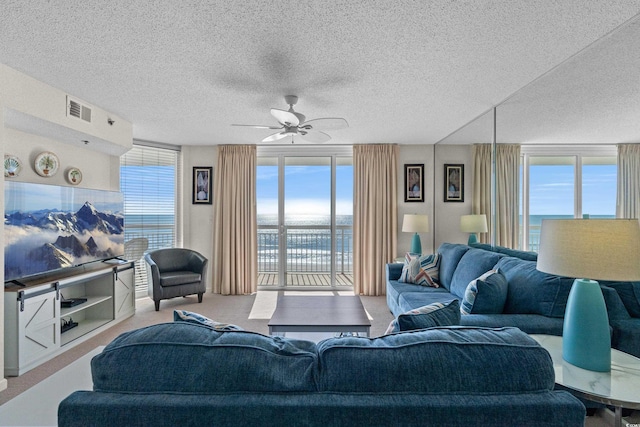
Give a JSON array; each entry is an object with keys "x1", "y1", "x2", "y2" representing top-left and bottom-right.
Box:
[
  {"x1": 257, "y1": 215, "x2": 353, "y2": 272},
  {"x1": 257, "y1": 214, "x2": 353, "y2": 226},
  {"x1": 123, "y1": 214, "x2": 354, "y2": 272},
  {"x1": 124, "y1": 214, "x2": 175, "y2": 250}
]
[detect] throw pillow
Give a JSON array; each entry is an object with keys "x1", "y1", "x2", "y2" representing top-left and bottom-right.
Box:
[
  {"x1": 460, "y1": 269, "x2": 508, "y2": 315},
  {"x1": 384, "y1": 299, "x2": 460, "y2": 334},
  {"x1": 173, "y1": 310, "x2": 244, "y2": 331},
  {"x1": 399, "y1": 252, "x2": 441, "y2": 287}
]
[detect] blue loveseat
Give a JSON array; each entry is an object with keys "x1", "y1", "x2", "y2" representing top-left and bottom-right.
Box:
[
  {"x1": 58, "y1": 322, "x2": 585, "y2": 426},
  {"x1": 387, "y1": 242, "x2": 640, "y2": 358}
]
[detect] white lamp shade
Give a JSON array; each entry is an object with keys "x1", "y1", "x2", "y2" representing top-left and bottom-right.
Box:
[
  {"x1": 537, "y1": 219, "x2": 640, "y2": 281},
  {"x1": 402, "y1": 214, "x2": 429, "y2": 233},
  {"x1": 460, "y1": 214, "x2": 488, "y2": 233}
]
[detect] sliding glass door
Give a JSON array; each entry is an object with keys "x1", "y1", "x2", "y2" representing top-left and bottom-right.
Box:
[
  {"x1": 284, "y1": 157, "x2": 332, "y2": 286},
  {"x1": 257, "y1": 151, "x2": 353, "y2": 288}
]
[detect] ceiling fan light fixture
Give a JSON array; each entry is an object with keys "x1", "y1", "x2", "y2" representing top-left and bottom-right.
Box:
[{"x1": 235, "y1": 95, "x2": 348, "y2": 144}]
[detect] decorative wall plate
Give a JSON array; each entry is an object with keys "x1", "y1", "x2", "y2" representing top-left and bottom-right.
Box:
[
  {"x1": 66, "y1": 167, "x2": 82, "y2": 185},
  {"x1": 4, "y1": 155, "x2": 22, "y2": 178},
  {"x1": 34, "y1": 151, "x2": 60, "y2": 177}
]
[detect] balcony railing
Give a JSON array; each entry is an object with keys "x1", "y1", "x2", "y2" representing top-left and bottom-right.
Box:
[
  {"x1": 124, "y1": 225, "x2": 354, "y2": 290},
  {"x1": 258, "y1": 225, "x2": 353, "y2": 274},
  {"x1": 124, "y1": 228, "x2": 175, "y2": 292}
]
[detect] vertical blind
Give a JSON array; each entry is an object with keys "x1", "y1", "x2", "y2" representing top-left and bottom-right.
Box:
[{"x1": 120, "y1": 142, "x2": 181, "y2": 294}]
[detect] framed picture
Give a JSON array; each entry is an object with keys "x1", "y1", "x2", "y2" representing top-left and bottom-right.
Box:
[
  {"x1": 404, "y1": 164, "x2": 424, "y2": 202},
  {"x1": 192, "y1": 167, "x2": 212, "y2": 204},
  {"x1": 444, "y1": 164, "x2": 464, "y2": 202}
]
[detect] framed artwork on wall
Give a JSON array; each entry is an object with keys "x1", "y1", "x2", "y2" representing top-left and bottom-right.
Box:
[
  {"x1": 404, "y1": 164, "x2": 424, "y2": 202},
  {"x1": 192, "y1": 166, "x2": 212, "y2": 204},
  {"x1": 444, "y1": 164, "x2": 464, "y2": 202}
]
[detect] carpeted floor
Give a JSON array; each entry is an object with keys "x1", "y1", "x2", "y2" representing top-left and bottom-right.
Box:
[{"x1": 0, "y1": 290, "x2": 394, "y2": 406}]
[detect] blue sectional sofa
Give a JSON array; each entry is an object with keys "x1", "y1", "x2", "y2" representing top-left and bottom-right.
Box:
[
  {"x1": 59, "y1": 322, "x2": 585, "y2": 426},
  {"x1": 387, "y1": 242, "x2": 640, "y2": 358}
]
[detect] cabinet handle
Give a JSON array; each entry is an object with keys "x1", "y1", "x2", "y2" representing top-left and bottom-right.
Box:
[
  {"x1": 54, "y1": 282, "x2": 60, "y2": 300},
  {"x1": 18, "y1": 291, "x2": 25, "y2": 312}
]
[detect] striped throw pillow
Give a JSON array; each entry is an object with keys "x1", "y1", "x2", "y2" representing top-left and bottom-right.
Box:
[{"x1": 399, "y1": 252, "x2": 440, "y2": 287}]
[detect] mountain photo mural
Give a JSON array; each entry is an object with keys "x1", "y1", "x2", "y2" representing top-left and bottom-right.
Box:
[{"x1": 4, "y1": 182, "x2": 124, "y2": 282}]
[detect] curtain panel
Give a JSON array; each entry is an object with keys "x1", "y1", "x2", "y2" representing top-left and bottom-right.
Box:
[
  {"x1": 353, "y1": 144, "x2": 398, "y2": 296},
  {"x1": 617, "y1": 144, "x2": 640, "y2": 219},
  {"x1": 212, "y1": 145, "x2": 258, "y2": 295},
  {"x1": 472, "y1": 144, "x2": 520, "y2": 248}
]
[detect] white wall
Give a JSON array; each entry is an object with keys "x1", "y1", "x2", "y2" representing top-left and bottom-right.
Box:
[
  {"x1": 0, "y1": 64, "x2": 131, "y2": 156},
  {"x1": 4, "y1": 128, "x2": 118, "y2": 189},
  {"x1": 181, "y1": 145, "x2": 217, "y2": 290},
  {"x1": 0, "y1": 64, "x2": 132, "y2": 390},
  {"x1": 434, "y1": 144, "x2": 474, "y2": 249},
  {"x1": 396, "y1": 144, "x2": 473, "y2": 258}
]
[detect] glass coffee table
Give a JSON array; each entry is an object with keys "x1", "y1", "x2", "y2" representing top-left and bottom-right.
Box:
[
  {"x1": 268, "y1": 295, "x2": 371, "y2": 337},
  {"x1": 531, "y1": 334, "x2": 640, "y2": 427}
]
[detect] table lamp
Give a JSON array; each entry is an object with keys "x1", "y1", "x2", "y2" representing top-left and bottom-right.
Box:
[
  {"x1": 460, "y1": 214, "x2": 488, "y2": 245},
  {"x1": 402, "y1": 214, "x2": 429, "y2": 254},
  {"x1": 537, "y1": 219, "x2": 640, "y2": 372}
]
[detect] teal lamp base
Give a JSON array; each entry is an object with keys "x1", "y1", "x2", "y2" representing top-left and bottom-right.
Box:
[
  {"x1": 467, "y1": 234, "x2": 478, "y2": 245},
  {"x1": 410, "y1": 233, "x2": 422, "y2": 254},
  {"x1": 562, "y1": 279, "x2": 611, "y2": 372}
]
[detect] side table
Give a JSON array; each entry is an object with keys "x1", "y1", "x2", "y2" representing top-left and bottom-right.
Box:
[{"x1": 531, "y1": 334, "x2": 640, "y2": 427}]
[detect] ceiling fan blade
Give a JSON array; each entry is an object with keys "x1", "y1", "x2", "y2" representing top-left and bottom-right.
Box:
[
  {"x1": 262, "y1": 132, "x2": 289, "y2": 142},
  {"x1": 271, "y1": 108, "x2": 300, "y2": 127},
  {"x1": 298, "y1": 130, "x2": 331, "y2": 143},
  {"x1": 301, "y1": 118, "x2": 348, "y2": 131},
  {"x1": 232, "y1": 124, "x2": 283, "y2": 130}
]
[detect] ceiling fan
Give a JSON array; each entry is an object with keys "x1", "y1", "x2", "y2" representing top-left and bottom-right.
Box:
[{"x1": 233, "y1": 95, "x2": 348, "y2": 143}]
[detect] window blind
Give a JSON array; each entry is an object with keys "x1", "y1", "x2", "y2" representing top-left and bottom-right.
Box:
[{"x1": 120, "y1": 143, "x2": 181, "y2": 295}]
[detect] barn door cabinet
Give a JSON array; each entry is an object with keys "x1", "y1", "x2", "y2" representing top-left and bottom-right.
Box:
[{"x1": 4, "y1": 260, "x2": 134, "y2": 376}]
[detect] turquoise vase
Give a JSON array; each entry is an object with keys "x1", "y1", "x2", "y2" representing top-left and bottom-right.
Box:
[
  {"x1": 410, "y1": 233, "x2": 422, "y2": 254},
  {"x1": 562, "y1": 279, "x2": 611, "y2": 372}
]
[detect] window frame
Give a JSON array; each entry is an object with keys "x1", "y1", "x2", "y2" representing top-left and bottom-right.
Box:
[
  {"x1": 520, "y1": 145, "x2": 616, "y2": 251},
  {"x1": 120, "y1": 141, "x2": 182, "y2": 297}
]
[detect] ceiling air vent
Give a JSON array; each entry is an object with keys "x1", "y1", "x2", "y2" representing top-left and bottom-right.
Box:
[{"x1": 66, "y1": 96, "x2": 92, "y2": 123}]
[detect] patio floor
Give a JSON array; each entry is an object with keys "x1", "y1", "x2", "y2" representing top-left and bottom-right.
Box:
[{"x1": 258, "y1": 272, "x2": 353, "y2": 287}]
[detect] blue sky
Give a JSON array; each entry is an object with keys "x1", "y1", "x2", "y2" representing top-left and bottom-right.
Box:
[
  {"x1": 257, "y1": 165, "x2": 353, "y2": 216},
  {"x1": 258, "y1": 162, "x2": 616, "y2": 218},
  {"x1": 528, "y1": 164, "x2": 616, "y2": 216}
]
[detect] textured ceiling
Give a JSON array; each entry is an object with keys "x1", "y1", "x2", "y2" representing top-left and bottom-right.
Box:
[{"x1": 1, "y1": 1, "x2": 640, "y2": 146}]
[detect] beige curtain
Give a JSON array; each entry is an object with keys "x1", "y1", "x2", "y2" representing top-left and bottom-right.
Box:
[
  {"x1": 472, "y1": 144, "x2": 520, "y2": 248},
  {"x1": 472, "y1": 145, "x2": 491, "y2": 231},
  {"x1": 353, "y1": 144, "x2": 398, "y2": 296},
  {"x1": 617, "y1": 144, "x2": 640, "y2": 219},
  {"x1": 212, "y1": 145, "x2": 257, "y2": 295}
]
